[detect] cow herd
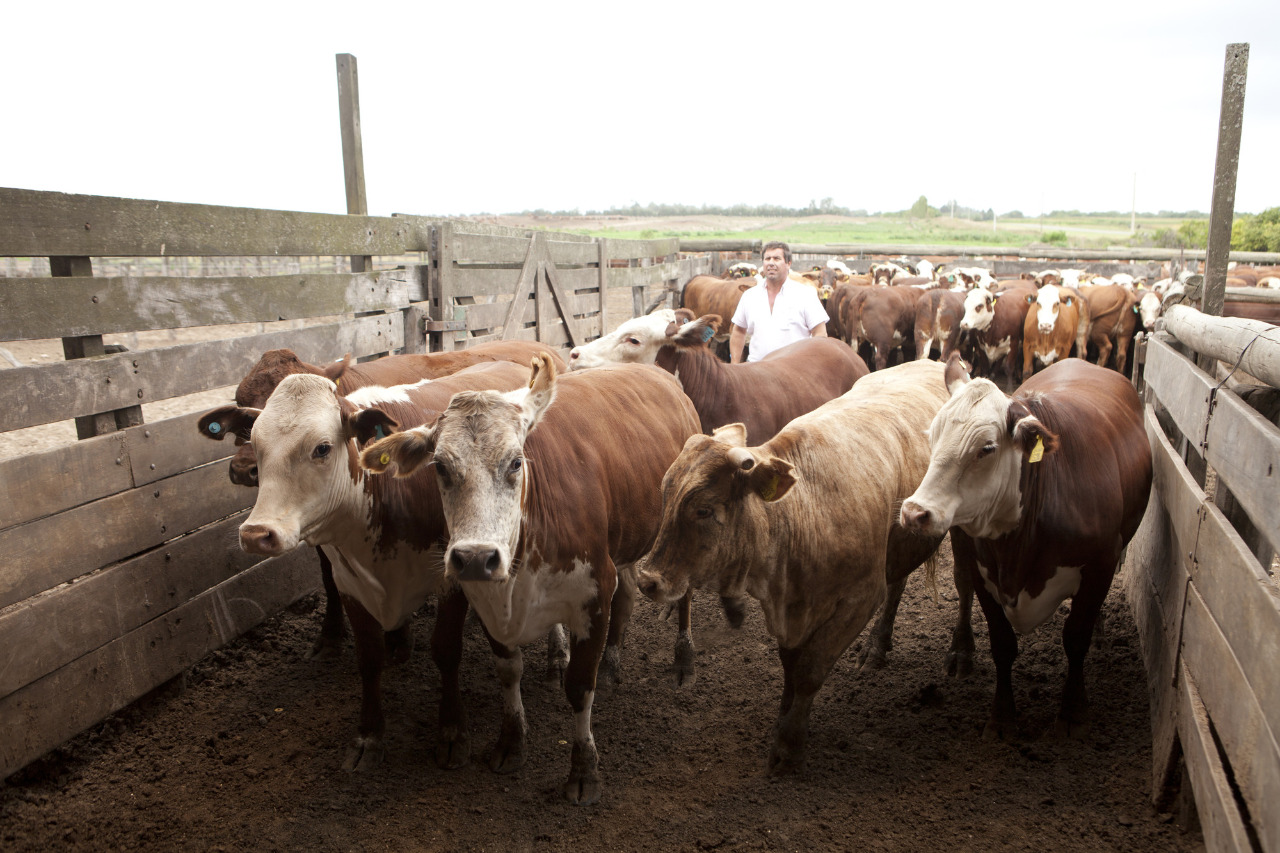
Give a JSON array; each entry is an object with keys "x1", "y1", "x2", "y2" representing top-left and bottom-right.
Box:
[{"x1": 194, "y1": 256, "x2": 1179, "y2": 805}]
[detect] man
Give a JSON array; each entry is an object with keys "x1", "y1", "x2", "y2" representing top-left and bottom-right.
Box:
[{"x1": 729, "y1": 242, "x2": 828, "y2": 363}]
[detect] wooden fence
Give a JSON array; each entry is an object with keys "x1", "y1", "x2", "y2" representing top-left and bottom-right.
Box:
[
  {"x1": 1125, "y1": 309, "x2": 1280, "y2": 852},
  {"x1": 0, "y1": 187, "x2": 707, "y2": 781}
]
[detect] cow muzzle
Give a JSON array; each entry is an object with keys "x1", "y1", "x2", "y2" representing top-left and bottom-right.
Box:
[
  {"x1": 240, "y1": 523, "x2": 286, "y2": 556},
  {"x1": 899, "y1": 500, "x2": 946, "y2": 538},
  {"x1": 448, "y1": 545, "x2": 506, "y2": 582}
]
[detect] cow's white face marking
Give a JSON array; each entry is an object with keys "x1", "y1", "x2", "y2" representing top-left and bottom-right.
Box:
[
  {"x1": 901, "y1": 378, "x2": 1024, "y2": 539},
  {"x1": 568, "y1": 309, "x2": 677, "y2": 370},
  {"x1": 977, "y1": 561, "x2": 1082, "y2": 634},
  {"x1": 1138, "y1": 292, "x2": 1162, "y2": 331},
  {"x1": 1035, "y1": 286, "x2": 1062, "y2": 333},
  {"x1": 961, "y1": 287, "x2": 995, "y2": 331},
  {"x1": 241, "y1": 374, "x2": 363, "y2": 552}
]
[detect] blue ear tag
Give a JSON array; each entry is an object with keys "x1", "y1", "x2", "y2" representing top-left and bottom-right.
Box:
[
  {"x1": 374, "y1": 424, "x2": 386, "y2": 440},
  {"x1": 700, "y1": 325, "x2": 715, "y2": 343},
  {"x1": 208, "y1": 422, "x2": 222, "y2": 434}
]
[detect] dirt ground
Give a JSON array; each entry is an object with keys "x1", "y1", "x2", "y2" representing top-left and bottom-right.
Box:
[{"x1": 1, "y1": 538, "x2": 1203, "y2": 853}]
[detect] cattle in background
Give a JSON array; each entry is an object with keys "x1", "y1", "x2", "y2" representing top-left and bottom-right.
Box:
[
  {"x1": 914, "y1": 289, "x2": 966, "y2": 362},
  {"x1": 939, "y1": 267, "x2": 996, "y2": 291},
  {"x1": 900, "y1": 355, "x2": 1151, "y2": 739},
  {"x1": 854, "y1": 285, "x2": 927, "y2": 370},
  {"x1": 870, "y1": 261, "x2": 911, "y2": 286},
  {"x1": 199, "y1": 361, "x2": 537, "y2": 774},
  {"x1": 725, "y1": 262, "x2": 758, "y2": 279},
  {"x1": 957, "y1": 283, "x2": 1035, "y2": 387},
  {"x1": 1137, "y1": 289, "x2": 1164, "y2": 332},
  {"x1": 681, "y1": 275, "x2": 752, "y2": 346},
  {"x1": 213, "y1": 341, "x2": 566, "y2": 659},
  {"x1": 636, "y1": 360, "x2": 959, "y2": 774},
  {"x1": 1022, "y1": 285, "x2": 1087, "y2": 378},
  {"x1": 1079, "y1": 284, "x2": 1139, "y2": 374},
  {"x1": 360, "y1": 356, "x2": 701, "y2": 804}
]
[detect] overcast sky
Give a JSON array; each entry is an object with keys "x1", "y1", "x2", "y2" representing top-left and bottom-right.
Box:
[{"x1": 5, "y1": 1, "x2": 1277, "y2": 218}]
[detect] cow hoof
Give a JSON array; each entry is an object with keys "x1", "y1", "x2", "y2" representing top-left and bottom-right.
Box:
[
  {"x1": 435, "y1": 730, "x2": 471, "y2": 770},
  {"x1": 341, "y1": 737, "x2": 384, "y2": 772},
  {"x1": 1049, "y1": 716, "x2": 1090, "y2": 740},
  {"x1": 721, "y1": 596, "x2": 746, "y2": 629},
  {"x1": 596, "y1": 647, "x2": 622, "y2": 698},
  {"x1": 489, "y1": 718, "x2": 527, "y2": 774},
  {"x1": 307, "y1": 635, "x2": 344, "y2": 661},
  {"x1": 945, "y1": 651, "x2": 974, "y2": 678},
  {"x1": 563, "y1": 742, "x2": 601, "y2": 805},
  {"x1": 855, "y1": 644, "x2": 888, "y2": 673},
  {"x1": 981, "y1": 718, "x2": 1016, "y2": 743},
  {"x1": 670, "y1": 635, "x2": 696, "y2": 687},
  {"x1": 766, "y1": 748, "x2": 805, "y2": 777}
]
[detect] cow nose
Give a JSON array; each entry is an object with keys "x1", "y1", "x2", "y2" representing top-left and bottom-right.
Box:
[
  {"x1": 229, "y1": 463, "x2": 258, "y2": 487},
  {"x1": 569, "y1": 348, "x2": 580, "y2": 361},
  {"x1": 240, "y1": 524, "x2": 282, "y2": 555},
  {"x1": 450, "y1": 547, "x2": 502, "y2": 581},
  {"x1": 900, "y1": 503, "x2": 931, "y2": 532}
]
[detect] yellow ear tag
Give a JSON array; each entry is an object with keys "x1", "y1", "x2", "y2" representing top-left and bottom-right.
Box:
[
  {"x1": 1028, "y1": 436, "x2": 1045, "y2": 464},
  {"x1": 335, "y1": 377, "x2": 341, "y2": 389},
  {"x1": 759, "y1": 475, "x2": 779, "y2": 502},
  {"x1": 379, "y1": 452, "x2": 390, "y2": 467}
]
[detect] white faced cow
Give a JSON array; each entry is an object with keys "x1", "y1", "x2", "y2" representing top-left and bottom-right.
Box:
[{"x1": 360, "y1": 355, "x2": 701, "y2": 804}]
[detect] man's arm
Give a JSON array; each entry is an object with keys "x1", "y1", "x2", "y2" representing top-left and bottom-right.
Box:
[
  {"x1": 729, "y1": 323, "x2": 748, "y2": 364},
  {"x1": 809, "y1": 322, "x2": 828, "y2": 338}
]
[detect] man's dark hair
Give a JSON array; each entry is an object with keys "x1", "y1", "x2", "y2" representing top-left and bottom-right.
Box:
[{"x1": 762, "y1": 241, "x2": 792, "y2": 264}]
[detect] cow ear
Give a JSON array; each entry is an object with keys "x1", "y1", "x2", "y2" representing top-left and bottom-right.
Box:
[
  {"x1": 513, "y1": 352, "x2": 559, "y2": 434},
  {"x1": 321, "y1": 353, "x2": 354, "y2": 387},
  {"x1": 745, "y1": 456, "x2": 796, "y2": 502},
  {"x1": 359, "y1": 424, "x2": 438, "y2": 478},
  {"x1": 672, "y1": 314, "x2": 720, "y2": 347},
  {"x1": 1006, "y1": 403, "x2": 1060, "y2": 461},
  {"x1": 672, "y1": 308, "x2": 696, "y2": 325},
  {"x1": 1026, "y1": 293, "x2": 1036, "y2": 304},
  {"x1": 346, "y1": 408, "x2": 401, "y2": 448},
  {"x1": 198, "y1": 406, "x2": 259, "y2": 442},
  {"x1": 944, "y1": 352, "x2": 972, "y2": 395},
  {"x1": 1063, "y1": 295, "x2": 1074, "y2": 306},
  {"x1": 711, "y1": 422, "x2": 748, "y2": 447}
]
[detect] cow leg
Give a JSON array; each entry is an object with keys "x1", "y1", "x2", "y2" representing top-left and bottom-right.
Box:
[
  {"x1": 1095, "y1": 337, "x2": 1113, "y2": 370},
  {"x1": 720, "y1": 593, "x2": 746, "y2": 628},
  {"x1": 856, "y1": 575, "x2": 906, "y2": 672},
  {"x1": 544, "y1": 624, "x2": 569, "y2": 686},
  {"x1": 971, "y1": 569, "x2": 1018, "y2": 741},
  {"x1": 671, "y1": 590, "x2": 696, "y2": 687},
  {"x1": 485, "y1": 635, "x2": 528, "y2": 775},
  {"x1": 598, "y1": 564, "x2": 638, "y2": 696},
  {"x1": 946, "y1": 531, "x2": 977, "y2": 678},
  {"x1": 1115, "y1": 337, "x2": 1132, "y2": 377},
  {"x1": 431, "y1": 588, "x2": 471, "y2": 769},
  {"x1": 384, "y1": 622, "x2": 414, "y2": 666},
  {"x1": 561, "y1": 563, "x2": 615, "y2": 805},
  {"x1": 308, "y1": 547, "x2": 347, "y2": 661},
  {"x1": 339, "y1": 594, "x2": 387, "y2": 772},
  {"x1": 1052, "y1": 560, "x2": 1115, "y2": 738}
]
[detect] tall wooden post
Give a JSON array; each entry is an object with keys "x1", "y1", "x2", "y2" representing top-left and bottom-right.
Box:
[
  {"x1": 336, "y1": 54, "x2": 372, "y2": 275},
  {"x1": 1202, "y1": 43, "x2": 1249, "y2": 320}
]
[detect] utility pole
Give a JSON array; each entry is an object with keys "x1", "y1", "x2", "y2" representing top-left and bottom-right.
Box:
[{"x1": 1131, "y1": 172, "x2": 1137, "y2": 235}]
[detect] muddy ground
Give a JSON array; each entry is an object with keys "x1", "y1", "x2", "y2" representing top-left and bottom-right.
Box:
[{"x1": 1, "y1": 538, "x2": 1202, "y2": 852}]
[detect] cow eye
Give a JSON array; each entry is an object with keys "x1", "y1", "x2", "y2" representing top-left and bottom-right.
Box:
[
  {"x1": 312, "y1": 443, "x2": 332, "y2": 460},
  {"x1": 435, "y1": 460, "x2": 452, "y2": 485},
  {"x1": 625, "y1": 337, "x2": 641, "y2": 346},
  {"x1": 976, "y1": 443, "x2": 997, "y2": 459},
  {"x1": 693, "y1": 506, "x2": 713, "y2": 520},
  {"x1": 508, "y1": 457, "x2": 523, "y2": 476}
]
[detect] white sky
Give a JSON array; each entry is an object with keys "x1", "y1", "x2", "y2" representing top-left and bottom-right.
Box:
[{"x1": 5, "y1": 1, "x2": 1277, "y2": 218}]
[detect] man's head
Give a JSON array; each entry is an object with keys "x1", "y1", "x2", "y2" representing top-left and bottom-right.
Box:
[{"x1": 761, "y1": 242, "x2": 792, "y2": 286}]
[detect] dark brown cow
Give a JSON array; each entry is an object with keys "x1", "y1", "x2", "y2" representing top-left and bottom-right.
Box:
[
  {"x1": 198, "y1": 361, "x2": 535, "y2": 773},
  {"x1": 635, "y1": 361, "x2": 953, "y2": 773},
  {"x1": 681, "y1": 275, "x2": 752, "y2": 342},
  {"x1": 1079, "y1": 284, "x2": 1139, "y2": 373},
  {"x1": 213, "y1": 341, "x2": 567, "y2": 659},
  {"x1": 914, "y1": 289, "x2": 966, "y2": 362},
  {"x1": 900, "y1": 355, "x2": 1151, "y2": 738},
  {"x1": 360, "y1": 357, "x2": 701, "y2": 804},
  {"x1": 1224, "y1": 301, "x2": 1280, "y2": 325},
  {"x1": 853, "y1": 284, "x2": 927, "y2": 370}
]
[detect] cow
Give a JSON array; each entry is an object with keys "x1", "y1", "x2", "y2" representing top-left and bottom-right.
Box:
[
  {"x1": 854, "y1": 284, "x2": 927, "y2": 370},
  {"x1": 198, "y1": 361, "x2": 536, "y2": 774},
  {"x1": 914, "y1": 288, "x2": 966, "y2": 362},
  {"x1": 1136, "y1": 289, "x2": 1164, "y2": 333},
  {"x1": 209, "y1": 341, "x2": 566, "y2": 659},
  {"x1": 1078, "y1": 284, "x2": 1139, "y2": 374},
  {"x1": 1021, "y1": 285, "x2": 1085, "y2": 378},
  {"x1": 725, "y1": 262, "x2": 759, "y2": 279},
  {"x1": 359, "y1": 356, "x2": 701, "y2": 804},
  {"x1": 634, "y1": 360, "x2": 956, "y2": 774},
  {"x1": 957, "y1": 284, "x2": 1034, "y2": 384},
  {"x1": 826, "y1": 277, "x2": 871, "y2": 345},
  {"x1": 870, "y1": 261, "x2": 910, "y2": 286},
  {"x1": 899, "y1": 354, "x2": 1151, "y2": 739},
  {"x1": 681, "y1": 275, "x2": 752, "y2": 345}
]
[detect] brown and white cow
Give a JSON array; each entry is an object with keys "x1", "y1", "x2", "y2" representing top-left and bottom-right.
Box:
[
  {"x1": 1021, "y1": 285, "x2": 1087, "y2": 377},
  {"x1": 899, "y1": 354, "x2": 1151, "y2": 739},
  {"x1": 1078, "y1": 284, "x2": 1139, "y2": 374},
  {"x1": 914, "y1": 288, "x2": 966, "y2": 362},
  {"x1": 359, "y1": 357, "x2": 701, "y2": 804},
  {"x1": 635, "y1": 360, "x2": 956, "y2": 774},
  {"x1": 208, "y1": 341, "x2": 566, "y2": 659},
  {"x1": 681, "y1": 275, "x2": 752, "y2": 343},
  {"x1": 198, "y1": 361, "x2": 534, "y2": 773}
]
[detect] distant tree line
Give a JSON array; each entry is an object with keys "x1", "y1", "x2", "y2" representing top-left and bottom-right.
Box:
[{"x1": 517, "y1": 199, "x2": 870, "y2": 218}]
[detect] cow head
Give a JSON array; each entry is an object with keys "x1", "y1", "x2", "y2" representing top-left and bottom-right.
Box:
[
  {"x1": 899, "y1": 355, "x2": 1059, "y2": 540},
  {"x1": 230, "y1": 374, "x2": 402, "y2": 557},
  {"x1": 1137, "y1": 291, "x2": 1163, "y2": 333},
  {"x1": 635, "y1": 423, "x2": 795, "y2": 606},
  {"x1": 568, "y1": 308, "x2": 680, "y2": 370},
  {"x1": 360, "y1": 353, "x2": 559, "y2": 583},
  {"x1": 960, "y1": 286, "x2": 996, "y2": 332},
  {"x1": 1030, "y1": 286, "x2": 1072, "y2": 334}
]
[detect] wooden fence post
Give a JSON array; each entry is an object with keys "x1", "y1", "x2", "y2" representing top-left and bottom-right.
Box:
[
  {"x1": 336, "y1": 53, "x2": 373, "y2": 276},
  {"x1": 1201, "y1": 43, "x2": 1249, "y2": 322}
]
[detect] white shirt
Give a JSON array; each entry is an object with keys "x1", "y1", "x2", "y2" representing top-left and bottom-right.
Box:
[{"x1": 731, "y1": 279, "x2": 829, "y2": 362}]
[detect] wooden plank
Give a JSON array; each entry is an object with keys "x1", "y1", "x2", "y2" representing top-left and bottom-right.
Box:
[
  {"x1": 0, "y1": 431, "x2": 130, "y2": 529},
  {"x1": 0, "y1": 546, "x2": 315, "y2": 781},
  {"x1": 498, "y1": 237, "x2": 540, "y2": 342},
  {"x1": 0, "y1": 188, "x2": 430, "y2": 257},
  {"x1": 1177, "y1": 660, "x2": 1257, "y2": 853},
  {"x1": 1145, "y1": 336, "x2": 1214, "y2": 452},
  {"x1": 1163, "y1": 305, "x2": 1280, "y2": 389},
  {"x1": 1206, "y1": 389, "x2": 1280, "y2": 556},
  {"x1": 606, "y1": 262, "x2": 682, "y2": 290},
  {"x1": 1202, "y1": 44, "x2": 1250, "y2": 319},
  {"x1": 0, "y1": 462, "x2": 253, "y2": 610},
  {"x1": 605, "y1": 237, "x2": 679, "y2": 260},
  {"x1": 451, "y1": 265, "x2": 601, "y2": 298},
  {"x1": 546, "y1": 239, "x2": 602, "y2": 266},
  {"x1": 1181, "y1": 583, "x2": 1280, "y2": 853},
  {"x1": 0, "y1": 513, "x2": 272, "y2": 697},
  {"x1": 336, "y1": 53, "x2": 371, "y2": 273},
  {"x1": 452, "y1": 232, "x2": 535, "y2": 264},
  {"x1": 543, "y1": 261, "x2": 583, "y2": 348},
  {"x1": 0, "y1": 270, "x2": 413, "y2": 341},
  {"x1": 0, "y1": 313, "x2": 402, "y2": 433}
]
